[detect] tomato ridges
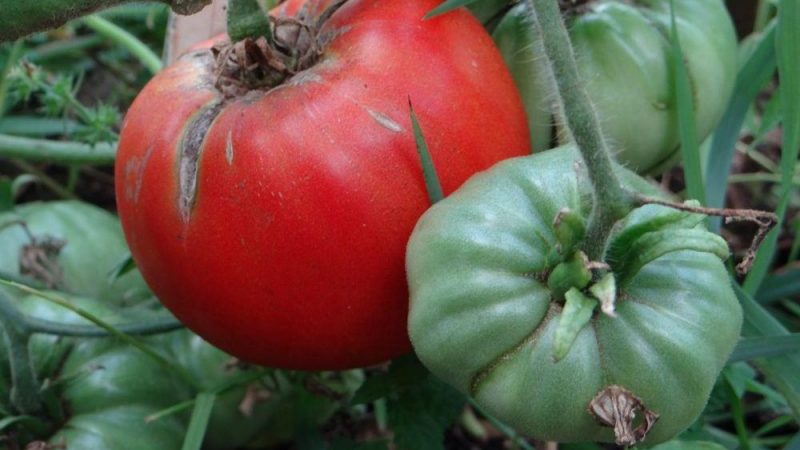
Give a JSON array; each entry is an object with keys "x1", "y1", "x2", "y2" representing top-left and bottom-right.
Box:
[
  {"x1": 468, "y1": 300, "x2": 558, "y2": 396},
  {"x1": 178, "y1": 100, "x2": 225, "y2": 222}
]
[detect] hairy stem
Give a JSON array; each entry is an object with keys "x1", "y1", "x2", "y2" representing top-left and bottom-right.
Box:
[
  {"x1": 0, "y1": 0, "x2": 211, "y2": 42},
  {"x1": 0, "y1": 290, "x2": 40, "y2": 413},
  {"x1": 525, "y1": 0, "x2": 633, "y2": 261}
]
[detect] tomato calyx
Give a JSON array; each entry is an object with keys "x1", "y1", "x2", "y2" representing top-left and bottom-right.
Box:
[
  {"x1": 589, "y1": 385, "x2": 660, "y2": 447},
  {"x1": 212, "y1": 0, "x2": 348, "y2": 97}
]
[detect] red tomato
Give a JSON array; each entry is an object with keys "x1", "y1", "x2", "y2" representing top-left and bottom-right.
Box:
[{"x1": 115, "y1": 0, "x2": 530, "y2": 370}]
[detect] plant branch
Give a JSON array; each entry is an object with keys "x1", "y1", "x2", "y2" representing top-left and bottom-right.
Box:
[
  {"x1": 82, "y1": 15, "x2": 163, "y2": 75},
  {"x1": 525, "y1": 0, "x2": 633, "y2": 261},
  {"x1": 634, "y1": 195, "x2": 778, "y2": 275},
  {"x1": 25, "y1": 315, "x2": 184, "y2": 337},
  {"x1": 0, "y1": 134, "x2": 116, "y2": 165},
  {"x1": 0, "y1": 0, "x2": 212, "y2": 42}
]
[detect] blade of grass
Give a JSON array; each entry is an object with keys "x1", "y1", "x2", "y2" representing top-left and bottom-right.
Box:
[
  {"x1": 705, "y1": 22, "x2": 777, "y2": 231},
  {"x1": 669, "y1": 0, "x2": 704, "y2": 203},
  {"x1": 744, "y1": 0, "x2": 800, "y2": 293},
  {"x1": 757, "y1": 267, "x2": 800, "y2": 304},
  {"x1": 181, "y1": 392, "x2": 216, "y2": 450},
  {"x1": 730, "y1": 334, "x2": 800, "y2": 362},
  {"x1": 736, "y1": 283, "x2": 800, "y2": 420},
  {"x1": 409, "y1": 101, "x2": 444, "y2": 205}
]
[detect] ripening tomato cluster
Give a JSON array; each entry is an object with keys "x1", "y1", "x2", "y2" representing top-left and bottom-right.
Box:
[{"x1": 115, "y1": 0, "x2": 742, "y2": 446}]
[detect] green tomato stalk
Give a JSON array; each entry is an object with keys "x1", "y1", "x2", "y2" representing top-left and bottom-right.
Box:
[
  {"x1": 523, "y1": 0, "x2": 634, "y2": 262},
  {"x1": 523, "y1": 0, "x2": 778, "y2": 272}
]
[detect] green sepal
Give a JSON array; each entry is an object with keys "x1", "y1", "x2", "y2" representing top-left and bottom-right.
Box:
[
  {"x1": 553, "y1": 288, "x2": 597, "y2": 362},
  {"x1": 606, "y1": 201, "x2": 705, "y2": 268},
  {"x1": 552, "y1": 208, "x2": 586, "y2": 256},
  {"x1": 614, "y1": 228, "x2": 730, "y2": 286},
  {"x1": 589, "y1": 272, "x2": 617, "y2": 317},
  {"x1": 547, "y1": 251, "x2": 591, "y2": 300}
]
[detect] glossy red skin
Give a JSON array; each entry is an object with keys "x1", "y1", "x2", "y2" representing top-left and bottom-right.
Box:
[{"x1": 115, "y1": 0, "x2": 531, "y2": 370}]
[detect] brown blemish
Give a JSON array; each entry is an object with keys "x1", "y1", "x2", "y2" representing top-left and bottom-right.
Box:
[
  {"x1": 178, "y1": 101, "x2": 225, "y2": 222},
  {"x1": 365, "y1": 108, "x2": 403, "y2": 133},
  {"x1": 225, "y1": 131, "x2": 234, "y2": 165},
  {"x1": 588, "y1": 384, "x2": 659, "y2": 447}
]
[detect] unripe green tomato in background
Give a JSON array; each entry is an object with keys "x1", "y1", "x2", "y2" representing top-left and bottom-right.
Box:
[
  {"x1": 0, "y1": 201, "x2": 359, "y2": 449},
  {"x1": 406, "y1": 146, "x2": 742, "y2": 445},
  {"x1": 0, "y1": 201, "x2": 149, "y2": 306},
  {"x1": 493, "y1": 0, "x2": 738, "y2": 173}
]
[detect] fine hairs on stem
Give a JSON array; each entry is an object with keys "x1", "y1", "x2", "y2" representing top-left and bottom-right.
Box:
[{"x1": 524, "y1": 0, "x2": 635, "y2": 261}]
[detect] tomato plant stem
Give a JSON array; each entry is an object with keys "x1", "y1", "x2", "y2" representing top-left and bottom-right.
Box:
[
  {"x1": 525, "y1": 0, "x2": 633, "y2": 261},
  {"x1": 82, "y1": 15, "x2": 163, "y2": 75},
  {"x1": 0, "y1": 134, "x2": 116, "y2": 165},
  {"x1": 0, "y1": 0, "x2": 212, "y2": 42},
  {"x1": 0, "y1": 290, "x2": 41, "y2": 414}
]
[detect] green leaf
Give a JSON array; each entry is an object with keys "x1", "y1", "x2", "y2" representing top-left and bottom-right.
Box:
[
  {"x1": 669, "y1": 0, "x2": 704, "y2": 203},
  {"x1": 729, "y1": 334, "x2": 800, "y2": 362},
  {"x1": 181, "y1": 392, "x2": 216, "y2": 450},
  {"x1": 107, "y1": 253, "x2": 136, "y2": 282},
  {"x1": 409, "y1": 102, "x2": 444, "y2": 205},
  {"x1": 388, "y1": 375, "x2": 465, "y2": 450},
  {"x1": 351, "y1": 354, "x2": 430, "y2": 405},
  {"x1": 426, "y1": 0, "x2": 482, "y2": 19},
  {"x1": 722, "y1": 363, "x2": 757, "y2": 398},
  {"x1": 705, "y1": 22, "x2": 777, "y2": 229},
  {"x1": 757, "y1": 267, "x2": 800, "y2": 304},
  {"x1": 735, "y1": 283, "x2": 800, "y2": 419},
  {"x1": 553, "y1": 288, "x2": 597, "y2": 361},
  {"x1": 744, "y1": 0, "x2": 800, "y2": 293}
]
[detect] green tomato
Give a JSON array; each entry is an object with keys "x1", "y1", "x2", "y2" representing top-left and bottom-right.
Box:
[
  {"x1": 493, "y1": 0, "x2": 738, "y2": 173},
  {"x1": 406, "y1": 146, "x2": 742, "y2": 446},
  {"x1": 0, "y1": 201, "x2": 361, "y2": 449},
  {"x1": 0, "y1": 201, "x2": 150, "y2": 305}
]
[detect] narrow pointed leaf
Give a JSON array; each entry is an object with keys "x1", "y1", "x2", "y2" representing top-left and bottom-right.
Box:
[
  {"x1": 409, "y1": 102, "x2": 444, "y2": 205},
  {"x1": 669, "y1": 0, "x2": 704, "y2": 203},
  {"x1": 181, "y1": 392, "x2": 216, "y2": 450},
  {"x1": 744, "y1": 0, "x2": 800, "y2": 292},
  {"x1": 706, "y1": 22, "x2": 777, "y2": 229}
]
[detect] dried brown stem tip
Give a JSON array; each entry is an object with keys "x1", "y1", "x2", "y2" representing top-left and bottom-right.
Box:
[
  {"x1": 589, "y1": 385, "x2": 659, "y2": 447},
  {"x1": 634, "y1": 196, "x2": 779, "y2": 275}
]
